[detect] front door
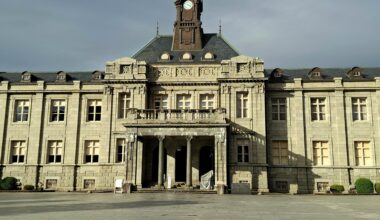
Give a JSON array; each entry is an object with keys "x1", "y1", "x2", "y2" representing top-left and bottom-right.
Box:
[{"x1": 175, "y1": 146, "x2": 187, "y2": 182}]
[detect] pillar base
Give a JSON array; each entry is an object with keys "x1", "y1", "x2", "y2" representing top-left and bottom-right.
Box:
[{"x1": 216, "y1": 184, "x2": 226, "y2": 195}]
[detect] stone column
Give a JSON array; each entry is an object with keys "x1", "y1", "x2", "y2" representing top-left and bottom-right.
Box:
[
  {"x1": 136, "y1": 138, "x2": 144, "y2": 189},
  {"x1": 186, "y1": 136, "x2": 193, "y2": 187},
  {"x1": 157, "y1": 136, "x2": 165, "y2": 187}
]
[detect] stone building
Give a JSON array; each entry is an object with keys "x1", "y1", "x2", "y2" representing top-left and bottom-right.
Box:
[{"x1": 1, "y1": 0, "x2": 380, "y2": 194}]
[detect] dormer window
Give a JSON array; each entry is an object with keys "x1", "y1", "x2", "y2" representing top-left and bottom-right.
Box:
[
  {"x1": 203, "y1": 52, "x2": 214, "y2": 60},
  {"x1": 348, "y1": 67, "x2": 363, "y2": 79},
  {"x1": 272, "y1": 68, "x2": 284, "y2": 78},
  {"x1": 56, "y1": 71, "x2": 67, "y2": 82},
  {"x1": 21, "y1": 71, "x2": 32, "y2": 82},
  {"x1": 182, "y1": 52, "x2": 192, "y2": 60},
  {"x1": 309, "y1": 67, "x2": 322, "y2": 79},
  {"x1": 160, "y1": 52, "x2": 171, "y2": 61},
  {"x1": 92, "y1": 71, "x2": 104, "y2": 81}
]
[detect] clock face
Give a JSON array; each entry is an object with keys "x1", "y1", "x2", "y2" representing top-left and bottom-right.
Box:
[{"x1": 183, "y1": 1, "x2": 194, "y2": 10}]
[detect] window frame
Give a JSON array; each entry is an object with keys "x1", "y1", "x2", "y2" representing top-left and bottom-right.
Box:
[
  {"x1": 84, "y1": 140, "x2": 100, "y2": 164},
  {"x1": 237, "y1": 144, "x2": 249, "y2": 163},
  {"x1": 271, "y1": 98, "x2": 287, "y2": 121},
  {"x1": 47, "y1": 140, "x2": 63, "y2": 164},
  {"x1": 50, "y1": 100, "x2": 66, "y2": 123},
  {"x1": 116, "y1": 139, "x2": 126, "y2": 163},
  {"x1": 199, "y1": 94, "x2": 215, "y2": 110},
  {"x1": 310, "y1": 97, "x2": 327, "y2": 122},
  {"x1": 236, "y1": 92, "x2": 249, "y2": 119},
  {"x1": 11, "y1": 140, "x2": 27, "y2": 164},
  {"x1": 119, "y1": 93, "x2": 131, "y2": 119},
  {"x1": 352, "y1": 97, "x2": 368, "y2": 122},
  {"x1": 177, "y1": 94, "x2": 192, "y2": 110},
  {"x1": 354, "y1": 141, "x2": 372, "y2": 167},
  {"x1": 14, "y1": 100, "x2": 30, "y2": 123},
  {"x1": 87, "y1": 99, "x2": 102, "y2": 122},
  {"x1": 312, "y1": 141, "x2": 330, "y2": 166},
  {"x1": 271, "y1": 140, "x2": 289, "y2": 165},
  {"x1": 154, "y1": 94, "x2": 169, "y2": 110}
]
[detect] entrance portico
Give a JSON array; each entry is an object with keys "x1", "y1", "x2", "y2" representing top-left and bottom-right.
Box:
[{"x1": 122, "y1": 125, "x2": 228, "y2": 191}]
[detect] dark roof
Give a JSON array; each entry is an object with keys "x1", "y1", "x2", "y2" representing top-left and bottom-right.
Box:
[
  {"x1": 266, "y1": 68, "x2": 380, "y2": 82},
  {"x1": 0, "y1": 72, "x2": 97, "y2": 83},
  {"x1": 133, "y1": 34, "x2": 239, "y2": 64}
]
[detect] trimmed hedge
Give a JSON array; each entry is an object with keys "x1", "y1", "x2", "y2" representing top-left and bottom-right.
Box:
[
  {"x1": 23, "y1": 185, "x2": 35, "y2": 191},
  {"x1": 375, "y1": 183, "x2": 380, "y2": 194},
  {"x1": 355, "y1": 178, "x2": 374, "y2": 194},
  {"x1": 0, "y1": 177, "x2": 18, "y2": 190},
  {"x1": 330, "y1": 184, "x2": 345, "y2": 193}
]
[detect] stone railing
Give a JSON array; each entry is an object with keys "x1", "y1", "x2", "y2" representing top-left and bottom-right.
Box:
[{"x1": 124, "y1": 108, "x2": 226, "y2": 124}]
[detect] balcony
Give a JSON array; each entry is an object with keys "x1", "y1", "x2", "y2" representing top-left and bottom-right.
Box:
[{"x1": 123, "y1": 108, "x2": 227, "y2": 126}]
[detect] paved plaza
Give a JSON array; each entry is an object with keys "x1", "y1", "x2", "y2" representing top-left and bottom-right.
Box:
[{"x1": 0, "y1": 193, "x2": 379, "y2": 220}]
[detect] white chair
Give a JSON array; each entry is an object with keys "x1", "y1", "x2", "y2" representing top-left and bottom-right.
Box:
[{"x1": 114, "y1": 179, "x2": 124, "y2": 194}]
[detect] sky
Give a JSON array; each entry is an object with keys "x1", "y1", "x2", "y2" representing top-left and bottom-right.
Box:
[{"x1": 0, "y1": 0, "x2": 379, "y2": 72}]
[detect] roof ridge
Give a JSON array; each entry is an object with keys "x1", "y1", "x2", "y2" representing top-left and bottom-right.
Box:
[
  {"x1": 132, "y1": 36, "x2": 159, "y2": 58},
  {"x1": 218, "y1": 35, "x2": 240, "y2": 55}
]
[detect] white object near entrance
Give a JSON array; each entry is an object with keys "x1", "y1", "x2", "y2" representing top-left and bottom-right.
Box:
[
  {"x1": 167, "y1": 176, "x2": 172, "y2": 189},
  {"x1": 114, "y1": 179, "x2": 124, "y2": 194},
  {"x1": 200, "y1": 170, "x2": 214, "y2": 190}
]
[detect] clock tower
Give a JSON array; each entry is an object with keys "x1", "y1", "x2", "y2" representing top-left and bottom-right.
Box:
[{"x1": 172, "y1": 0, "x2": 204, "y2": 51}]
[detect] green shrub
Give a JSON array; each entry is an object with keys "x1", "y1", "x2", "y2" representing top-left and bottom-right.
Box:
[
  {"x1": 330, "y1": 184, "x2": 345, "y2": 193},
  {"x1": 355, "y1": 178, "x2": 374, "y2": 194},
  {"x1": 375, "y1": 183, "x2": 380, "y2": 194},
  {"x1": 0, "y1": 177, "x2": 18, "y2": 190},
  {"x1": 23, "y1": 185, "x2": 35, "y2": 191}
]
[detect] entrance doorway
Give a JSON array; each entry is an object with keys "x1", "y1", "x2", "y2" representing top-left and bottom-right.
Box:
[
  {"x1": 152, "y1": 147, "x2": 167, "y2": 182},
  {"x1": 175, "y1": 146, "x2": 187, "y2": 182},
  {"x1": 199, "y1": 146, "x2": 214, "y2": 178}
]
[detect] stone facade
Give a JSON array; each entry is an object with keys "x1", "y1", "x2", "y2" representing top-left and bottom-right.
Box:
[{"x1": 1, "y1": 0, "x2": 380, "y2": 194}]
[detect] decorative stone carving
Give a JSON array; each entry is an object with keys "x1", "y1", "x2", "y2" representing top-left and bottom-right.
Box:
[
  {"x1": 199, "y1": 67, "x2": 218, "y2": 77},
  {"x1": 177, "y1": 68, "x2": 193, "y2": 77},
  {"x1": 104, "y1": 86, "x2": 114, "y2": 95},
  {"x1": 106, "y1": 64, "x2": 115, "y2": 74},
  {"x1": 121, "y1": 65, "x2": 132, "y2": 74},
  {"x1": 222, "y1": 85, "x2": 231, "y2": 94},
  {"x1": 237, "y1": 63, "x2": 250, "y2": 73},
  {"x1": 152, "y1": 67, "x2": 172, "y2": 78}
]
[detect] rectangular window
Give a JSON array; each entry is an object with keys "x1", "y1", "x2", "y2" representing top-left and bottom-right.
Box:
[
  {"x1": 11, "y1": 141, "x2": 26, "y2": 164},
  {"x1": 237, "y1": 145, "x2": 249, "y2": 163},
  {"x1": 15, "y1": 100, "x2": 30, "y2": 122},
  {"x1": 51, "y1": 100, "x2": 66, "y2": 122},
  {"x1": 352, "y1": 98, "x2": 367, "y2": 121},
  {"x1": 313, "y1": 141, "x2": 329, "y2": 166},
  {"x1": 200, "y1": 94, "x2": 215, "y2": 110},
  {"x1": 46, "y1": 179, "x2": 58, "y2": 190},
  {"x1": 177, "y1": 95, "x2": 191, "y2": 110},
  {"x1": 272, "y1": 98, "x2": 287, "y2": 121},
  {"x1": 84, "y1": 179, "x2": 96, "y2": 189},
  {"x1": 119, "y1": 93, "x2": 131, "y2": 119},
  {"x1": 275, "y1": 181, "x2": 289, "y2": 193},
  {"x1": 116, "y1": 139, "x2": 126, "y2": 163},
  {"x1": 272, "y1": 141, "x2": 289, "y2": 165},
  {"x1": 154, "y1": 95, "x2": 168, "y2": 110},
  {"x1": 85, "y1": 141, "x2": 100, "y2": 163},
  {"x1": 236, "y1": 92, "x2": 248, "y2": 118},
  {"x1": 355, "y1": 141, "x2": 371, "y2": 166},
  {"x1": 88, "y1": 100, "x2": 102, "y2": 122},
  {"x1": 311, "y1": 98, "x2": 326, "y2": 121},
  {"x1": 48, "y1": 141, "x2": 63, "y2": 164}
]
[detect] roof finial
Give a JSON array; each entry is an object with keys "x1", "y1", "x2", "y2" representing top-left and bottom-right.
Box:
[
  {"x1": 156, "y1": 21, "x2": 160, "y2": 37},
  {"x1": 218, "y1": 19, "x2": 222, "y2": 36}
]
